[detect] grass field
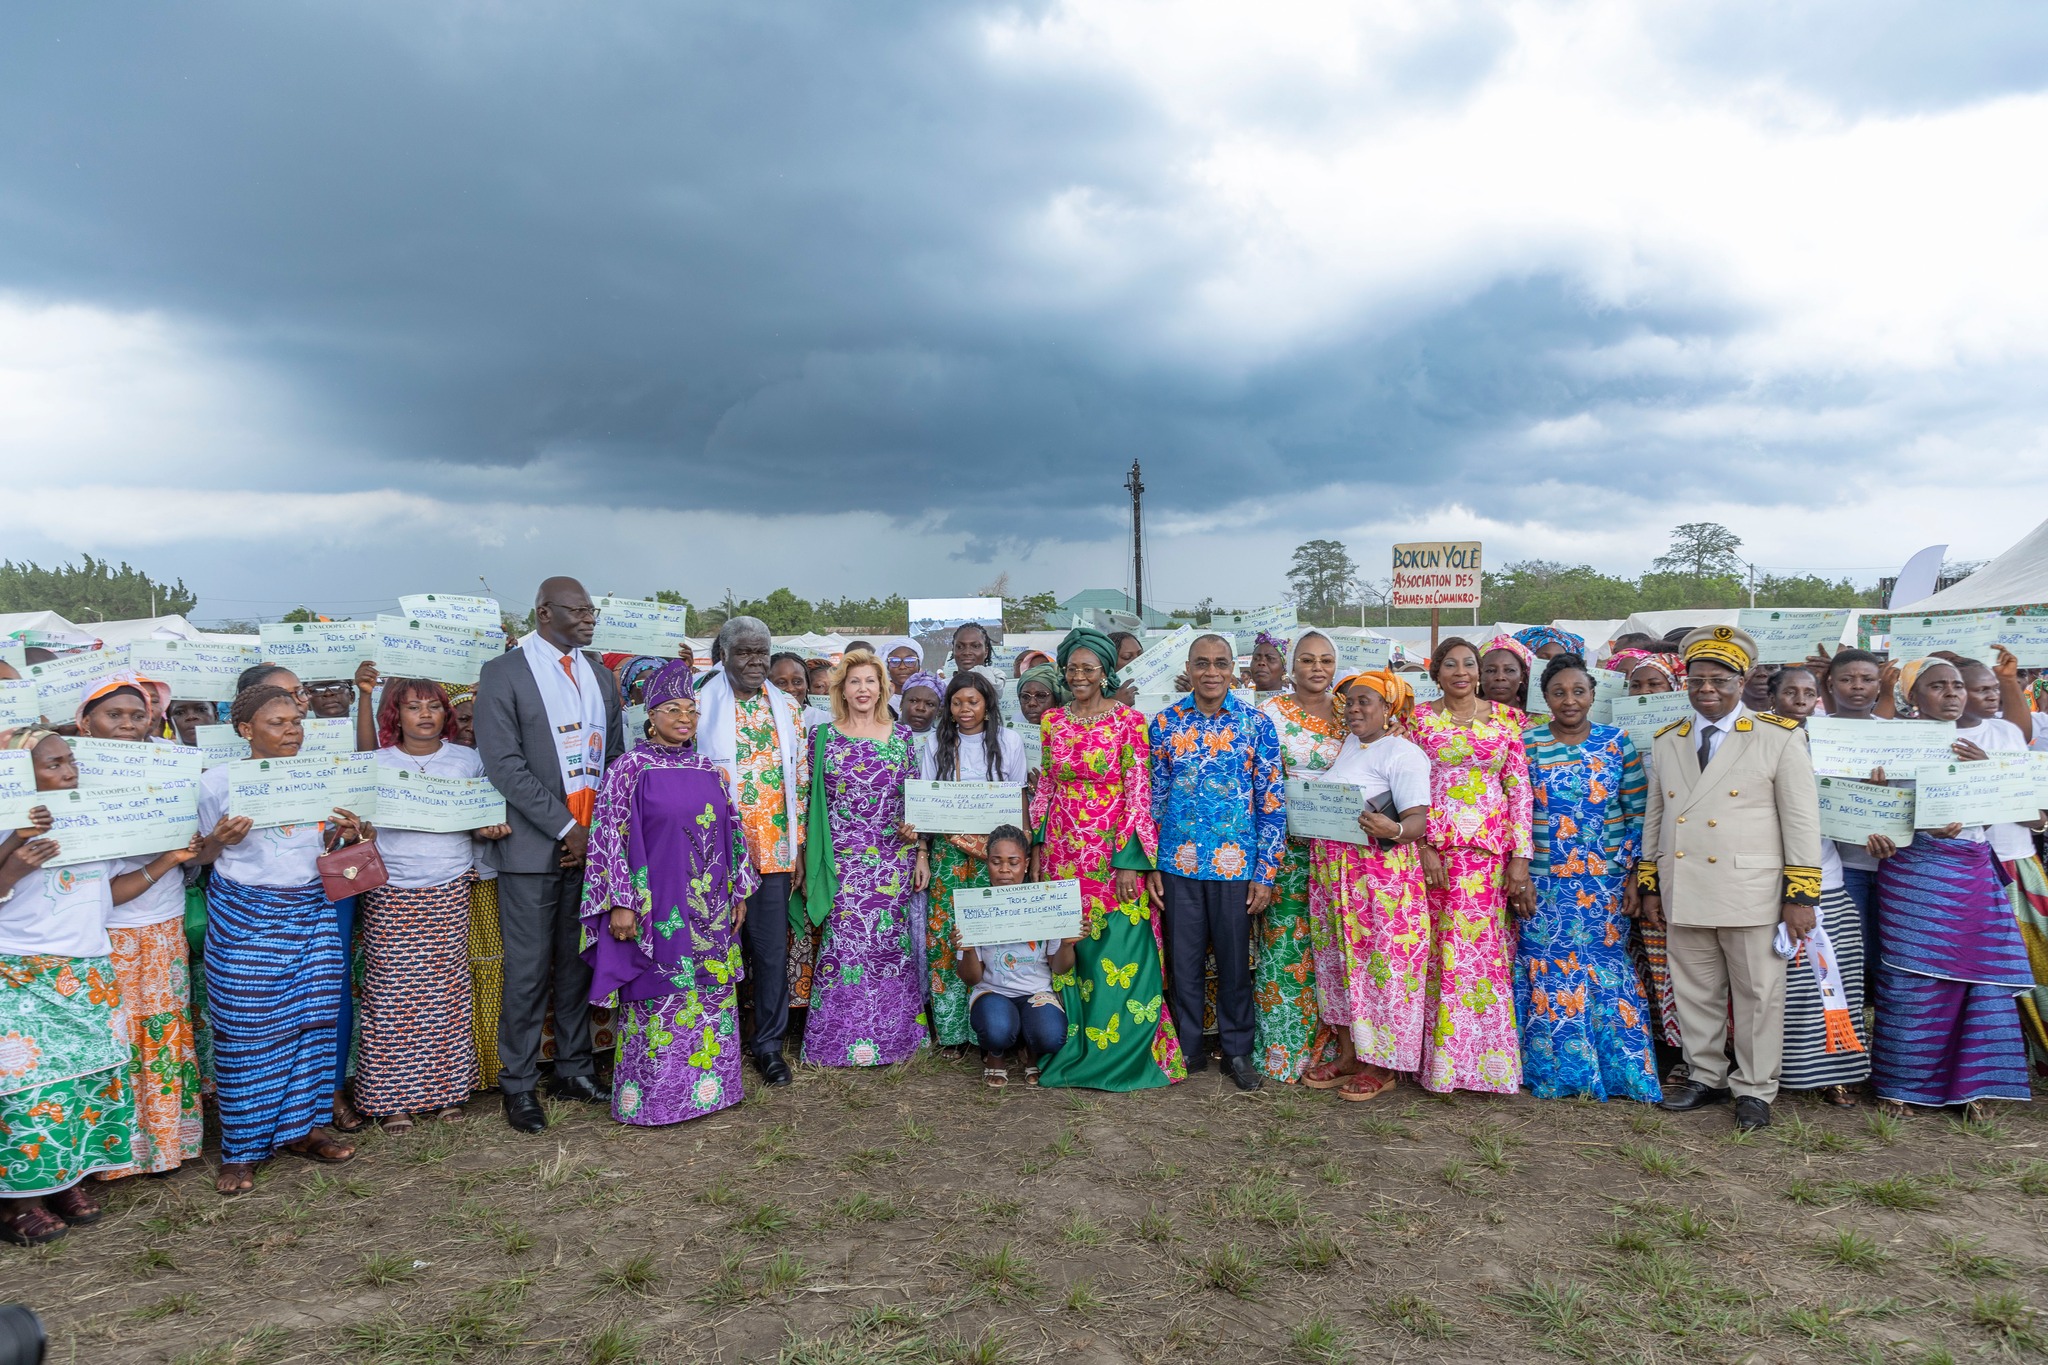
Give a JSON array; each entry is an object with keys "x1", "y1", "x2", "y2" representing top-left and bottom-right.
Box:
[{"x1": 11, "y1": 1055, "x2": 2047, "y2": 1364}]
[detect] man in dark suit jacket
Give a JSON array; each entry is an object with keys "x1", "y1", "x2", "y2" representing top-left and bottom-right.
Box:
[{"x1": 476, "y1": 576, "x2": 625, "y2": 1133}]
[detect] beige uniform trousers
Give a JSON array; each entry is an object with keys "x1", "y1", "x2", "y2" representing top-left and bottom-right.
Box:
[{"x1": 1666, "y1": 922, "x2": 1785, "y2": 1102}]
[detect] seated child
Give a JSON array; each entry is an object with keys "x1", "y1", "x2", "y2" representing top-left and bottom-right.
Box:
[{"x1": 952, "y1": 824, "x2": 1076, "y2": 1089}]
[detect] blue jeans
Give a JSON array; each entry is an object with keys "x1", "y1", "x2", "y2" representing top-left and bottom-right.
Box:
[{"x1": 970, "y1": 992, "x2": 1066, "y2": 1060}]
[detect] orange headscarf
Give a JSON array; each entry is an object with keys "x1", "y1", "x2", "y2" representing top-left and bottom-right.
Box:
[{"x1": 1337, "y1": 668, "x2": 1414, "y2": 726}]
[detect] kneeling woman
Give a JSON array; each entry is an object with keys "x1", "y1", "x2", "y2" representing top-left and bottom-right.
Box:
[
  {"x1": 951, "y1": 825, "x2": 1076, "y2": 1087},
  {"x1": 198, "y1": 684, "x2": 373, "y2": 1195},
  {"x1": 581, "y1": 662, "x2": 759, "y2": 1124}
]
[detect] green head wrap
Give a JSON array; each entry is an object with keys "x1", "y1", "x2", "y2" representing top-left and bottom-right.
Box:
[
  {"x1": 1016, "y1": 661, "x2": 1069, "y2": 708},
  {"x1": 1056, "y1": 626, "x2": 1122, "y2": 694}
]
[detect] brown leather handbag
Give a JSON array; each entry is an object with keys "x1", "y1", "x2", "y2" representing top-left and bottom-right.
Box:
[{"x1": 318, "y1": 836, "x2": 389, "y2": 901}]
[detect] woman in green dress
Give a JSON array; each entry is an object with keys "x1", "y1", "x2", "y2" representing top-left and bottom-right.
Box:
[{"x1": 1031, "y1": 629, "x2": 1186, "y2": 1090}]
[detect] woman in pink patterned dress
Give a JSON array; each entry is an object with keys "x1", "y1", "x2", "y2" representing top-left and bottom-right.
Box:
[
  {"x1": 1031, "y1": 629, "x2": 1185, "y2": 1091},
  {"x1": 1409, "y1": 638, "x2": 1534, "y2": 1094}
]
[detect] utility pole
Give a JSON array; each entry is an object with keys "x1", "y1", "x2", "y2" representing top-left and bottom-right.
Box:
[{"x1": 1124, "y1": 460, "x2": 1146, "y2": 620}]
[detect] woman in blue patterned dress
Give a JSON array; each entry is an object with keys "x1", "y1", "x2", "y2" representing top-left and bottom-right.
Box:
[{"x1": 1513, "y1": 655, "x2": 1661, "y2": 1102}]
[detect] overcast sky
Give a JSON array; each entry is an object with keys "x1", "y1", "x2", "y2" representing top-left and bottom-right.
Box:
[{"x1": 4, "y1": 1, "x2": 2047, "y2": 623}]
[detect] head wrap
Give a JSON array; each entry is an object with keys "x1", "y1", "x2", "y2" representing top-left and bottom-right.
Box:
[
  {"x1": 902, "y1": 670, "x2": 945, "y2": 700},
  {"x1": 1513, "y1": 625, "x2": 1586, "y2": 658},
  {"x1": 443, "y1": 682, "x2": 477, "y2": 707},
  {"x1": 1605, "y1": 648, "x2": 1684, "y2": 680},
  {"x1": 1680, "y1": 625, "x2": 1756, "y2": 676},
  {"x1": 1895, "y1": 656, "x2": 1953, "y2": 711},
  {"x1": 1057, "y1": 627, "x2": 1122, "y2": 694},
  {"x1": 1338, "y1": 669, "x2": 1415, "y2": 726},
  {"x1": 614, "y1": 654, "x2": 667, "y2": 703},
  {"x1": 6, "y1": 727, "x2": 57, "y2": 752},
  {"x1": 76, "y1": 671, "x2": 171, "y2": 729},
  {"x1": 1254, "y1": 631, "x2": 1291, "y2": 656},
  {"x1": 882, "y1": 636, "x2": 923, "y2": 666},
  {"x1": 600, "y1": 652, "x2": 632, "y2": 672},
  {"x1": 1016, "y1": 661, "x2": 1068, "y2": 708},
  {"x1": 1013, "y1": 649, "x2": 1053, "y2": 677},
  {"x1": 643, "y1": 659, "x2": 698, "y2": 715},
  {"x1": 1480, "y1": 634, "x2": 1536, "y2": 679}
]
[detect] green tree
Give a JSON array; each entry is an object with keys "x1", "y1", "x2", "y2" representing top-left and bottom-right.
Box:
[
  {"x1": 0, "y1": 556, "x2": 197, "y2": 622},
  {"x1": 1652, "y1": 523, "x2": 1745, "y2": 580},
  {"x1": 1480, "y1": 561, "x2": 1640, "y2": 623},
  {"x1": 1285, "y1": 539, "x2": 1357, "y2": 625},
  {"x1": 281, "y1": 606, "x2": 321, "y2": 623},
  {"x1": 1753, "y1": 573, "x2": 1883, "y2": 608},
  {"x1": 1000, "y1": 590, "x2": 1059, "y2": 631},
  {"x1": 1636, "y1": 571, "x2": 1746, "y2": 610}
]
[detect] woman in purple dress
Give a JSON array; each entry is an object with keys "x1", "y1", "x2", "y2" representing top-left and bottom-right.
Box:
[
  {"x1": 792, "y1": 649, "x2": 930, "y2": 1067},
  {"x1": 580, "y1": 661, "x2": 759, "y2": 1126}
]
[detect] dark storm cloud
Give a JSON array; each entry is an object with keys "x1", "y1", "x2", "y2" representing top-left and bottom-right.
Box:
[{"x1": 2, "y1": 0, "x2": 2044, "y2": 553}]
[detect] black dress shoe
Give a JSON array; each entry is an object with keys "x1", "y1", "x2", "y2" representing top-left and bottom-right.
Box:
[
  {"x1": 1659, "y1": 1080, "x2": 1732, "y2": 1112},
  {"x1": 752, "y1": 1051, "x2": 793, "y2": 1087},
  {"x1": 545, "y1": 1074, "x2": 612, "y2": 1104},
  {"x1": 502, "y1": 1091, "x2": 546, "y2": 1134},
  {"x1": 1182, "y1": 1050, "x2": 1210, "y2": 1074},
  {"x1": 1224, "y1": 1055, "x2": 1264, "y2": 1092},
  {"x1": 1734, "y1": 1096, "x2": 1772, "y2": 1132}
]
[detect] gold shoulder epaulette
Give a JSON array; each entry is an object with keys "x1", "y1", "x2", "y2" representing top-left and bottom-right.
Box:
[
  {"x1": 1655, "y1": 719, "x2": 1689, "y2": 739},
  {"x1": 1756, "y1": 711, "x2": 1800, "y2": 730}
]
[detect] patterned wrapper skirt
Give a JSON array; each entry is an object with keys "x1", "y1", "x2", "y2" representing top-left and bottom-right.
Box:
[
  {"x1": 97, "y1": 919, "x2": 203, "y2": 1177},
  {"x1": 1252, "y1": 839, "x2": 1325, "y2": 1082},
  {"x1": 1780, "y1": 886, "x2": 1871, "y2": 1090},
  {"x1": 1419, "y1": 847, "x2": 1522, "y2": 1095},
  {"x1": 356, "y1": 877, "x2": 481, "y2": 1116},
  {"x1": 925, "y1": 842, "x2": 985, "y2": 1049},
  {"x1": 0, "y1": 954, "x2": 136, "y2": 1196},
  {"x1": 611, "y1": 985, "x2": 743, "y2": 1126},
  {"x1": 467, "y1": 878, "x2": 502, "y2": 1090},
  {"x1": 2002, "y1": 854, "x2": 2048, "y2": 1074},
  {"x1": 1308, "y1": 837, "x2": 1429, "y2": 1073},
  {"x1": 205, "y1": 875, "x2": 343, "y2": 1165}
]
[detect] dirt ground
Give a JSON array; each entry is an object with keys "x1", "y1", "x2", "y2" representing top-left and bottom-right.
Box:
[{"x1": 10, "y1": 1053, "x2": 2047, "y2": 1365}]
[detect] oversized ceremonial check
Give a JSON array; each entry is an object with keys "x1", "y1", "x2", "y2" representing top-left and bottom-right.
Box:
[
  {"x1": 1887, "y1": 611, "x2": 2003, "y2": 662},
  {"x1": 1912, "y1": 757, "x2": 2044, "y2": 828},
  {"x1": 1285, "y1": 777, "x2": 1370, "y2": 844},
  {"x1": 260, "y1": 620, "x2": 375, "y2": 681},
  {"x1": 375, "y1": 616, "x2": 496, "y2": 686},
  {"x1": 1805, "y1": 717, "x2": 1958, "y2": 778},
  {"x1": 396, "y1": 593, "x2": 502, "y2": 632},
  {"x1": 1737, "y1": 608, "x2": 1851, "y2": 665},
  {"x1": 0, "y1": 751, "x2": 36, "y2": 828},
  {"x1": 228, "y1": 754, "x2": 378, "y2": 828},
  {"x1": 0, "y1": 679, "x2": 39, "y2": 730},
  {"x1": 0, "y1": 638, "x2": 23, "y2": 672},
  {"x1": 952, "y1": 878, "x2": 1084, "y2": 947},
  {"x1": 1610, "y1": 691, "x2": 1695, "y2": 753},
  {"x1": 25, "y1": 647, "x2": 127, "y2": 719},
  {"x1": 590, "y1": 596, "x2": 692, "y2": 656},
  {"x1": 67, "y1": 738, "x2": 203, "y2": 787},
  {"x1": 904, "y1": 780, "x2": 1024, "y2": 835},
  {"x1": 1996, "y1": 614, "x2": 2048, "y2": 668},
  {"x1": 376, "y1": 767, "x2": 506, "y2": 833},
  {"x1": 125, "y1": 639, "x2": 258, "y2": 702},
  {"x1": 297, "y1": 717, "x2": 358, "y2": 755},
  {"x1": 43, "y1": 780, "x2": 200, "y2": 868},
  {"x1": 1011, "y1": 724, "x2": 1043, "y2": 770},
  {"x1": 1119, "y1": 625, "x2": 1193, "y2": 695},
  {"x1": 1332, "y1": 636, "x2": 1392, "y2": 674},
  {"x1": 1813, "y1": 776, "x2": 1914, "y2": 848},
  {"x1": 192, "y1": 724, "x2": 252, "y2": 770}
]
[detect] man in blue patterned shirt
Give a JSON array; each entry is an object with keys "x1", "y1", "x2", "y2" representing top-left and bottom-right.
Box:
[{"x1": 1146, "y1": 633, "x2": 1287, "y2": 1090}]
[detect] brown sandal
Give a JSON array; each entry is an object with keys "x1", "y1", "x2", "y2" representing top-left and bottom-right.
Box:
[
  {"x1": 1303, "y1": 1059, "x2": 1364, "y2": 1091},
  {"x1": 330, "y1": 1093, "x2": 368, "y2": 1134},
  {"x1": 0, "y1": 1204, "x2": 68, "y2": 1246},
  {"x1": 435, "y1": 1105, "x2": 467, "y2": 1124},
  {"x1": 1819, "y1": 1085, "x2": 1856, "y2": 1108},
  {"x1": 215, "y1": 1162, "x2": 255, "y2": 1197},
  {"x1": 381, "y1": 1113, "x2": 415, "y2": 1136},
  {"x1": 1337, "y1": 1069, "x2": 1395, "y2": 1103},
  {"x1": 46, "y1": 1184, "x2": 103, "y2": 1225},
  {"x1": 283, "y1": 1133, "x2": 356, "y2": 1165}
]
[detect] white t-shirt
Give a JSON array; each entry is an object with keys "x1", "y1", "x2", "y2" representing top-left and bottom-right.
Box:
[
  {"x1": 957, "y1": 939, "x2": 1058, "y2": 1006},
  {"x1": 1317, "y1": 734, "x2": 1431, "y2": 813},
  {"x1": 915, "y1": 727, "x2": 1028, "y2": 786},
  {"x1": 375, "y1": 743, "x2": 488, "y2": 888},
  {"x1": 198, "y1": 764, "x2": 325, "y2": 889},
  {"x1": 106, "y1": 855, "x2": 188, "y2": 929},
  {"x1": 0, "y1": 858, "x2": 116, "y2": 957},
  {"x1": 1960, "y1": 716, "x2": 2039, "y2": 861}
]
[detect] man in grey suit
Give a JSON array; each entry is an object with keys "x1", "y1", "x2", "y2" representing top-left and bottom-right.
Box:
[{"x1": 476, "y1": 576, "x2": 625, "y2": 1133}]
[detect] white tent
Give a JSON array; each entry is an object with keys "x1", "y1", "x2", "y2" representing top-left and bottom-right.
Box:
[
  {"x1": 1896, "y1": 517, "x2": 2048, "y2": 612},
  {"x1": 73, "y1": 615, "x2": 217, "y2": 648},
  {"x1": 1618, "y1": 608, "x2": 1738, "y2": 642},
  {"x1": 0, "y1": 610, "x2": 93, "y2": 647}
]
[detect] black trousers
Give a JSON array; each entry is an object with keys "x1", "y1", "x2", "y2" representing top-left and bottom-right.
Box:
[
  {"x1": 496, "y1": 867, "x2": 593, "y2": 1094},
  {"x1": 1160, "y1": 872, "x2": 1254, "y2": 1061},
  {"x1": 741, "y1": 872, "x2": 792, "y2": 1056}
]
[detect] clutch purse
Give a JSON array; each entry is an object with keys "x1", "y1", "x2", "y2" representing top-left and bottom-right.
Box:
[{"x1": 318, "y1": 837, "x2": 389, "y2": 901}]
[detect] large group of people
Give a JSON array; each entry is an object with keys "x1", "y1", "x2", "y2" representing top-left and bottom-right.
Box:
[{"x1": 3, "y1": 578, "x2": 2045, "y2": 1249}]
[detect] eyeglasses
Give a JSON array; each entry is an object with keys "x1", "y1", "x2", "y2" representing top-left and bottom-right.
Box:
[
  {"x1": 1187, "y1": 658, "x2": 1235, "y2": 673},
  {"x1": 1063, "y1": 663, "x2": 1103, "y2": 677},
  {"x1": 544, "y1": 601, "x2": 599, "y2": 619},
  {"x1": 1685, "y1": 675, "x2": 1736, "y2": 690}
]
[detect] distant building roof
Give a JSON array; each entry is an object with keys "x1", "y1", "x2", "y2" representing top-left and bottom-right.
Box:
[{"x1": 1054, "y1": 589, "x2": 1175, "y2": 629}]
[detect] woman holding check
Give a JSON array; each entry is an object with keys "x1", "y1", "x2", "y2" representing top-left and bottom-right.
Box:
[
  {"x1": 195, "y1": 683, "x2": 374, "y2": 1195},
  {"x1": 1303, "y1": 671, "x2": 1430, "y2": 1101}
]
